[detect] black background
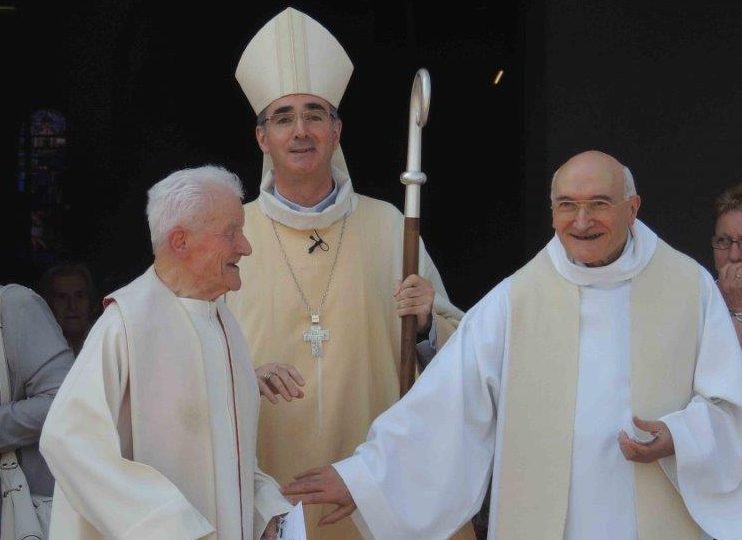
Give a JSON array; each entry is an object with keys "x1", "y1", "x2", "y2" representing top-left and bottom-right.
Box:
[{"x1": 2, "y1": 0, "x2": 740, "y2": 309}]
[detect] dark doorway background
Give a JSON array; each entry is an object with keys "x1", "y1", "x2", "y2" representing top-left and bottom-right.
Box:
[
  {"x1": 2, "y1": 0, "x2": 741, "y2": 309},
  {"x1": 525, "y1": 1, "x2": 742, "y2": 275}
]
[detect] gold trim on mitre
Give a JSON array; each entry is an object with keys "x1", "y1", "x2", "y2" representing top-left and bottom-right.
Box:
[{"x1": 235, "y1": 7, "x2": 353, "y2": 177}]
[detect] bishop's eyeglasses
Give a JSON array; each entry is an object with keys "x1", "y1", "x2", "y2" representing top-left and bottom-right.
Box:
[
  {"x1": 260, "y1": 109, "x2": 336, "y2": 131},
  {"x1": 711, "y1": 236, "x2": 742, "y2": 250},
  {"x1": 551, "y1": 198, "x2": 631, "y2": 217}
]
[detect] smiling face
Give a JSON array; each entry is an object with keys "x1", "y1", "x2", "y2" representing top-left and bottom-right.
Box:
[
  {"x1": 551, "y1": 151, "x2": 641, "y2": 267},
  {"x1": 182, "y1": 187, "x2": 252, "y2": 299},
  {"x1": 255, "y1": 94, "x2": 341, "y2": 185}
]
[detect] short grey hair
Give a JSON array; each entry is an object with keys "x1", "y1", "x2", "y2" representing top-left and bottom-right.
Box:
[
  {"x1": 146, "y1": 165, "x2": 244, "y2": 251},
  {"x1": 550, "y1": 165, "x2": 637, "y2": 200},
  {"x1": 714, "y1": 183, "x2": 742, "y2": 218}
]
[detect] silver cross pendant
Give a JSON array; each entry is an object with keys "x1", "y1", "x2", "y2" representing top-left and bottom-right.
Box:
[{"x1": 304, "y1": 313, "x2": 329, "y2": 358}]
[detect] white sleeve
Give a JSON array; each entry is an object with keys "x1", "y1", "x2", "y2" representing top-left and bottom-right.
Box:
[
  {"x1": 252, "y1": 457, "x2": 293, "y2": 540},
  {"x1": 40, "y1": 305, "x2": 214, "y2": 540},
  {"x1": 660, "y1": 270, "x2": 742, "y2": 540},
  {"x1": 334, "y1": 282, "x2": 509, "y2": 539}
]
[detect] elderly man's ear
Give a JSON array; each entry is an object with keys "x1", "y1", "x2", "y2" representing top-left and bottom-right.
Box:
[
  {"x1": 168, "y1": 228, "x2": 189, "y2": 257},
  {"x1": 629, "y1": 195, "x2": 642, "y2": 220}
]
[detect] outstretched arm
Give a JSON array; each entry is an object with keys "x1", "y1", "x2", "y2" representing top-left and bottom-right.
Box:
[{"x1": 283, "y1": 283, "x2": 508, "y2": 540}]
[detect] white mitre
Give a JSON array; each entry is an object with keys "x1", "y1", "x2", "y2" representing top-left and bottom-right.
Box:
[{"x1": 235, "y1": 7, "x2": 353, "y2": 177}]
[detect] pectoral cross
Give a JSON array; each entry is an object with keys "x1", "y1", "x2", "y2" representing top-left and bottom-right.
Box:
[{"x1": 304, "y1": 313, "x2": 329, "y2": 358}]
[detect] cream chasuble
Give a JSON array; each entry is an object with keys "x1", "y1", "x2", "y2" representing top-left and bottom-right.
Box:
[
  {"x1": 496, "y1": 235, "x2": 699, "y2": 540},
  {"x1": 40, "y1": 267, "x2": 291, "y2": 540},
  {"x1": 227, "y1": 168, "x2": 464, "y2": 540},
  {"x1": 334, "y1": 220, "x2": 742, "y2": 540}
]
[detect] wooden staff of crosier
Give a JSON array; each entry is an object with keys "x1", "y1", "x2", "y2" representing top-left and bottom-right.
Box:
[{"x1": 399, "y1": 68, "x2": 431, "y2": 396}]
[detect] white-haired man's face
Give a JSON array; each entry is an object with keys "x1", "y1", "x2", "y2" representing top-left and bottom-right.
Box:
[{"x1": 180, "y1": 188, "x2": 252, "y2": 299}]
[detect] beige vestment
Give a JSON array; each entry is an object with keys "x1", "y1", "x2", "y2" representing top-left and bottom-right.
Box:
[
  {"x1": 335, "y1": 220, "x2": 742, "y2": 539},
  {"x1": 497, "y1": 239, "x2": 700, "y2": 539},
  {"x1": 41, "y1": 267, "x2": 291, "y2": 540},
  {"x1": 233, "y1": 9, "x2": 472, "y2": 533},
  {"x1": 228, "y1": 177, "x2": 464, "y2": 539}
]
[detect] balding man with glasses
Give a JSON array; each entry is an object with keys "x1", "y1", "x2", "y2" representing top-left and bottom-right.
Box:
[
  {"x1": 712, "y1": 183, "x2": 742, "y2": 344},
  {"x1": 284, "y1": 150, "x2": 742, "y2": 540}
]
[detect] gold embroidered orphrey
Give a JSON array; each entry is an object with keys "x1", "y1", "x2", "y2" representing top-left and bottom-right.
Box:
[{"x1": 270, "y1": 216, "x2": 348, "y2": 359}]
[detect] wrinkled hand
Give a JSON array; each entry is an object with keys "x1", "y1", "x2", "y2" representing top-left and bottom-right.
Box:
[
  {"x1": 261, "y1": 515, "x2": 281, "y2": 540},
  {"x1": 618, "y1": 416, "x2": 675, "y2": 463},
  {"x1": 394, "y1": 274, "x2": 435, "y2": 335},
  {"x1": 717, "y1": 262, "x2": 742, "y2": 313},
  {"x1": 282, "y1": 466, "x2": 356, "y2": 526},
  {"x1": 256, "y1": 363, "x2": 305, "y2": 404}
]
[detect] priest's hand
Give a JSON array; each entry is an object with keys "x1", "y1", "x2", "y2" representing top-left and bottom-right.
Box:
[
  {"x1": 717, "y1": 261, "x2": 742, "y2": 313},
  {"x1": 256, "y1": 363, "x2": 305, "y2": 404},
  {"x1": 394, "y1": 274, "x2": 435, "y2": 335},
  {"x1": 618, "y1": 416, "x2": 675, "y2": 463},
  {"x1": 261, "y1": 515, "x2": 281, "y2": 539},
  {"x1": 282, "y1": 466, "x2": 357, "y2": 526}
]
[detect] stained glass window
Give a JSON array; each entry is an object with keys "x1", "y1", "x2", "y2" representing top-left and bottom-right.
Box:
[{"x1": 17, "y1": 109, "x2": 67, "y2": 255}]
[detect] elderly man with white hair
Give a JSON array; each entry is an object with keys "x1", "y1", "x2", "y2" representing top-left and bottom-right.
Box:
[
  {"x1": 40, "y1": 165, "x2": 292, "y2": 539},
  {"x1": 284, "y1": 150, "x2": 742, "y2": 540}
]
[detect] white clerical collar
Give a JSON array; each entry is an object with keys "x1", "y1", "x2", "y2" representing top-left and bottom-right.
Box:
[
  {"x1": 273, "y1": 179, "x2": 339, "y2": 213},
  {"x1": 547, "y1": 219, "x2": 658, "y2": 287},
  {"x1": 258, "y1": 165, "x2": 358, "y2": 230}
]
